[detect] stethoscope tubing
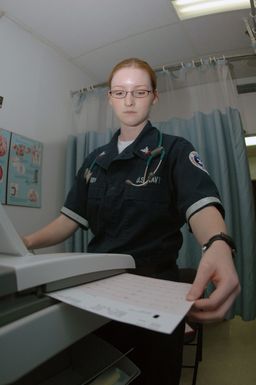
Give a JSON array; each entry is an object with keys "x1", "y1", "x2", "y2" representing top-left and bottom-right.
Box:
[
  {"x1": 84, "y1": 130, "x2": 165, "y2": 187},
  {"x1": 125, "y1": 146, "x2": 165, "y2": 187}
]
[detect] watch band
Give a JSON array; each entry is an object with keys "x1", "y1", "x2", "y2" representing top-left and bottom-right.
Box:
[{"x1": 202, "y1": 232, "x2": 236, "y2": 257}]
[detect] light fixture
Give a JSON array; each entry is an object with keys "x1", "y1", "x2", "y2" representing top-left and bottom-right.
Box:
[
  {"x1": 245, "y1": 135, "x2": 256, "y2": 146},
  {"x1": 172, "y1": 0, "x2": 250, "y2": 20}
]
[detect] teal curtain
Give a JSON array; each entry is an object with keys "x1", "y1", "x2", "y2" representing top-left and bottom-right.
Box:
[
  {"x1": 155, "y1": 108, "x2": 256, "y2": 321},
  {"x1": 66, "y1": 61, "x2": 256, "y2": 320}
]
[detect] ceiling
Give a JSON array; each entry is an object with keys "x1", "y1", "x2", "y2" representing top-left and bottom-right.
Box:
[{"x1": 0, "y1": 0, "x2": 256, "y2": 85}]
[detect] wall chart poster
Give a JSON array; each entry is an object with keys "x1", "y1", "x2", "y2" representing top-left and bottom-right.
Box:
[
  {"x1": 7, "y1": 133, "x2": 43, "y2": 207},
  {"x1": 0, "y1": 128, "x2": 11, "y2": 204}
]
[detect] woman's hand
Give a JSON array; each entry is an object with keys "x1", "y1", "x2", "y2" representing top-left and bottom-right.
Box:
[
  {"x1": 186, "y1": 241, "x2": 240, "y2": 322},
  {"x1": 187, "y1": 206, "x2": 241, "y2": 322}
]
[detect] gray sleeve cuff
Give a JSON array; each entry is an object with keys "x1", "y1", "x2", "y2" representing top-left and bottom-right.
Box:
[
  {"x1": 186, "y1": 197, "x2": 223, "y2": 222},
  {"x1": 61, "y1": 207, "x2": 89, "y2": 229}
]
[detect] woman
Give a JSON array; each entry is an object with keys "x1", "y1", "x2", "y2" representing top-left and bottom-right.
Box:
[{"x1": 24, "y1": 58, "x2": 240, "y2": 384}]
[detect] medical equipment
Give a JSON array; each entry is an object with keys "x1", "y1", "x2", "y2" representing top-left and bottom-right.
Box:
[
  {"x1": 0, "y1": 203, "x2": 136, "y2": 384},
  {"x1": 126, "y1": 131, "x2": 165, "y2": 187}
]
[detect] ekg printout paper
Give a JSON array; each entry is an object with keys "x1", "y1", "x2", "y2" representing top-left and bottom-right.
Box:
[{"x1": 48, "y1": 273, "x2": 194, "y2": 334}]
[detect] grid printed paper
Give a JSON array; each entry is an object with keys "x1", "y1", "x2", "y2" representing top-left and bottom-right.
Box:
[{"x1": 49, "y1": 273, "x2": 194, "y2": 334}]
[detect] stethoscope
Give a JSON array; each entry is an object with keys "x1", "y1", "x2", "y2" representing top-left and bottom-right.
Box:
[
  {"x1": 84, "y1": 131, "x2": 165, "y2": 187},
  {"x1": 126, "y1": 131, "x2": 165, "y2": 187}
]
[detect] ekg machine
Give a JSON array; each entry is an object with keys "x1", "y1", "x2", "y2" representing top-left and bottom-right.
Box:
[{"x1": 0, "y1": 203, "x2": 138, "y2": 385}]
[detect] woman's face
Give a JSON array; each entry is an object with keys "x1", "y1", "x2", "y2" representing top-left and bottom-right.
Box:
[{"x1": 108, "y1": 67, "x2": 158, "y2": 130}]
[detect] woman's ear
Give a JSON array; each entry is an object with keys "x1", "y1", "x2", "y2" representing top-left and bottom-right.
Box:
[{"x1": 152, "y1": 90, "x2": 159, "y2": 105}]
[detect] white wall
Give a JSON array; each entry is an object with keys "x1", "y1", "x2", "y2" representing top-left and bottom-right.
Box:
[
  {"x1": 236, "y1": 77, "x2": 256, "y2": 180},
  {"x1": 0, "y1": 17, "x2": 92, "y2": 252},
  {"x1": 238, "y1": 92, "x2": 256, "y2": 135},
  {"x1": 236, "y1": 76, "x2": 256, "y2": 135}
]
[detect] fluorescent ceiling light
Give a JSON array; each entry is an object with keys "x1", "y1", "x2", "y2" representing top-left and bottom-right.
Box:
[
  {"x1": 245, "y1": 136, "x2": 256, "y2": 147},
  {"x1": 172, "y1": 0, "x2": 250, "y2": 20}
]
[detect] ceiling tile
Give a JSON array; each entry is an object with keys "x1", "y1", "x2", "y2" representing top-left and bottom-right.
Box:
[
  {"x1": 75, "y1": 23, "x2": 198, "y2": 84},
  {"x1": 0, "y1": 0, "x2": 179, "y2": 58},
  {"x1": 0, "y1": 1, "x2": 254, "y2": 82}
]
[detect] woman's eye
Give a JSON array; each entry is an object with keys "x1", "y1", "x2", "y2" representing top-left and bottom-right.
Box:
[
  {"x1": 115, "y1": 91, "x2": 125, "y2": 96},
  {"x1": 137, "y1": 90, "x2": 146, "y2": 95}
]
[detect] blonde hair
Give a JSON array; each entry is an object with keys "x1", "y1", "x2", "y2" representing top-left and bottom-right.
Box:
[{"x1": 108, "y1": 58, "x2": 157, "y2": 91}]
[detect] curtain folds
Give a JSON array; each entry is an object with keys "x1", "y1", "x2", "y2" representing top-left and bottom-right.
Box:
[
  {"x1": 155, "y1": 108, "x2": 256, "y2": 320},
  {"x1": 66, "y1": 60, "x2": 256, "y2": 320}
]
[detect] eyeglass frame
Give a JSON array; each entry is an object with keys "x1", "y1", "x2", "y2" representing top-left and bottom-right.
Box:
[{"x1": 108, "y1": 89, "x2": 153, "y2": 99}]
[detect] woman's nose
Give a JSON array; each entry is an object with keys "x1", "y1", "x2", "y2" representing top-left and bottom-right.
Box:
[{"x1": 124, "y1": 92, "x2": 135, "y2": 106}]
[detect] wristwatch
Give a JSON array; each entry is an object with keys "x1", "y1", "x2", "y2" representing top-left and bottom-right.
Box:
[{"x1": 202, "y1": 232, "x2": 236, "y2": 257}]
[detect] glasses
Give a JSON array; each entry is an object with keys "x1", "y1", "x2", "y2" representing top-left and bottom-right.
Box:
[{"x1": 109, "y1": 89, "x2": 153, "y2": 99}]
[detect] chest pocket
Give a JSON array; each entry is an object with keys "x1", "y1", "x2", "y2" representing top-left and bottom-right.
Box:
[
  {"x1": 124, "y1": 183, "x2": 169, "y2": 202},
  {"x1": 123, "y1": 183, "x2": 170, "y2": 225},
  {"x1": 122, "y1": 183, "x2": 170, "y2": 231}
]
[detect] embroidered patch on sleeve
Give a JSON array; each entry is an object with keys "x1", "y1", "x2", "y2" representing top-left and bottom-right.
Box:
[{"x1": 189, "y1": 151, "x2": 208, "y2": 173}]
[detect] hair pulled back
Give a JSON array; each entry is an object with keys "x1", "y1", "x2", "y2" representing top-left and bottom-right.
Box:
[{"x1": 108, "y1": 58, "x2": 157, "y2": 91}]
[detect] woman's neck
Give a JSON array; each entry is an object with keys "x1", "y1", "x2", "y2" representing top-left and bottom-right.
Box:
[{"x1": 119, "y1": 121, "x2": 147, "y2": 141}]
